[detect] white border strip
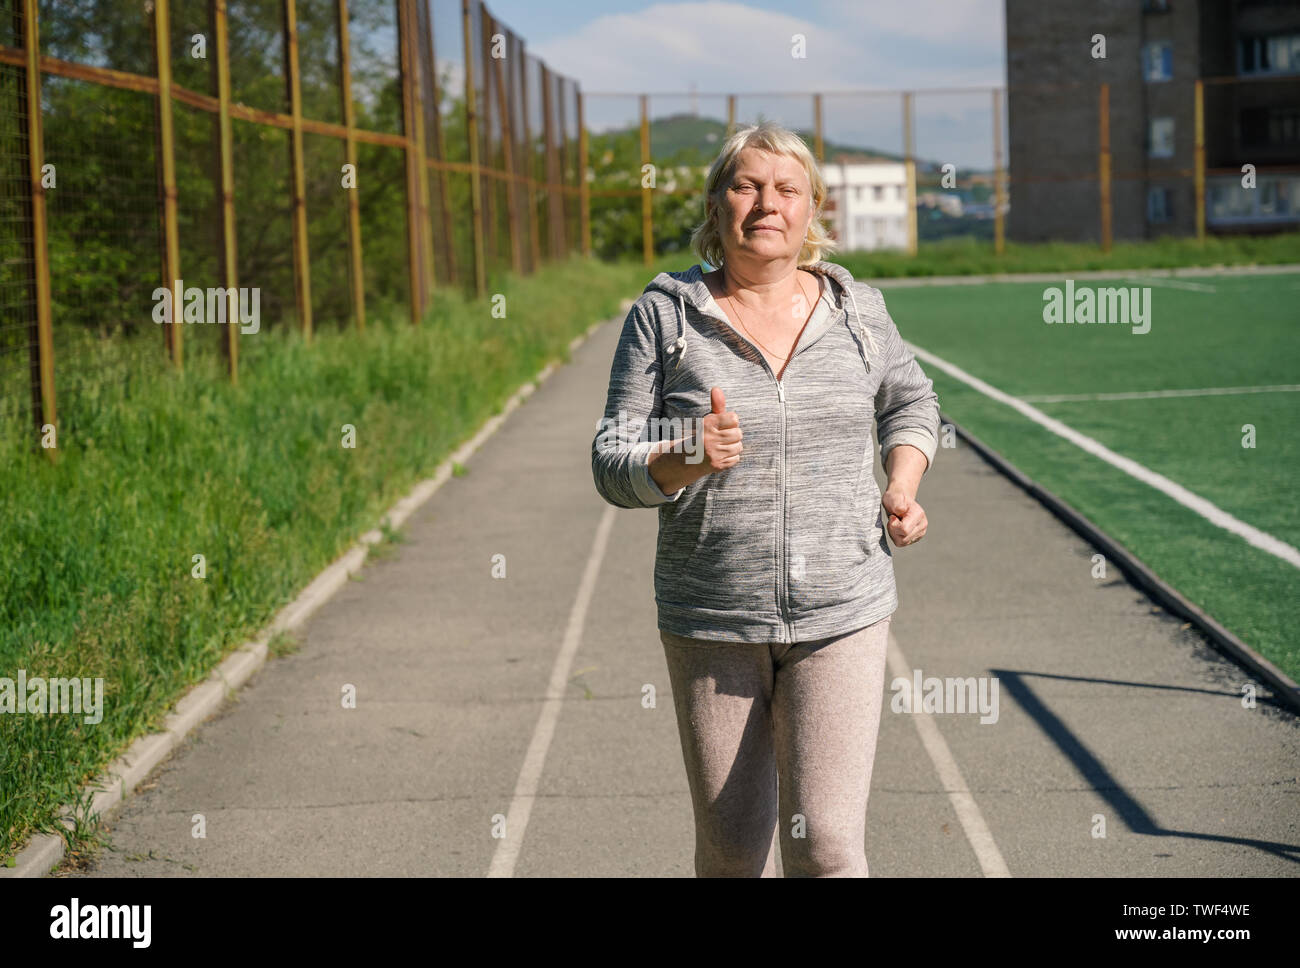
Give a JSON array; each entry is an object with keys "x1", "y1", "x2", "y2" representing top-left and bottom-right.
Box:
[
  {"x1": 887, "y1": 632, "x2": 1010, "y2": 877},
  {"x1": 0, "y1": 309, "x2": 625, "y2": 879},
  {"x1": 871, "y1": 263, "x2": 1300, "y2": 289},
  {"x1": 487, "y1": 505, "x2": 616, "y2": 878},
  {"x1": 1020, "y1": 384, "x2": 1300, "y2": 403},
  {"x1": 908, "y1": 342, "x2": 1300, "y2": 570}
]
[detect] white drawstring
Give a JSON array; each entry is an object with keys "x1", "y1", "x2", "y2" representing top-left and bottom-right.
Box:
[
  {"x1": 665, "y1": 292, "x2": 688, "y2": 364},
  {"x1": 844, "y1": 284, "x2": 879, "y2": 370}
]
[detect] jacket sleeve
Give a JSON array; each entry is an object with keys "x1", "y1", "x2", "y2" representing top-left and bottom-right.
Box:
[
  {"x1": 870, "y1": 289, "x2": 941, "y2": 473},
  {"x1": 591, "y1": 300, "x2": 687, "y2": 509}
]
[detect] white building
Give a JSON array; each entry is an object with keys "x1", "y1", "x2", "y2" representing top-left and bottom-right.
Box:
[{"x1": 820, "y1": 162, "x2": 909, "y2": 252}]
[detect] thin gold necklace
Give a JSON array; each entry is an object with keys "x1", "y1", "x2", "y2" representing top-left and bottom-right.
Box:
[{"x1": 724, "y1": 272, "x2": 814, "y2": 364}]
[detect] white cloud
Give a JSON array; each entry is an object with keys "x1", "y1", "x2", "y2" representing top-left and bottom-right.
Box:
[{"x1": 529, "y1": 0, "x2": 1003, "y2": 94}]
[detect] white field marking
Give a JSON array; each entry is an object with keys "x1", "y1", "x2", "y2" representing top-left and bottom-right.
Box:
[
  {"x1": 1120, "y1": 275, "x2": 1216, "y2": 292},
  {"x1": 886, "y1": 632, "x2": 1010, "y2": 878},
  {"x1": 909, "y1": 342, "x2": 1300, "y2": 570},
  {"x1": 1020, "y1": 384, "x2": 1300, "y2": 404},
  {"x1": 487, "y1": 504, "x2": 616, "y2": 878}
]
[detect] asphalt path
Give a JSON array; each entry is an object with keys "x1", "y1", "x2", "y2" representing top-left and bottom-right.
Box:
[{"x1": 63, "y1": 308, "x2": 1300, "y2": 877}]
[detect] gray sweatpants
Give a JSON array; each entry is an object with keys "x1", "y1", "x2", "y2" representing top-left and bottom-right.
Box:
[{"x1": 659, "y1": 615, "x2": 892, "y2": 877}]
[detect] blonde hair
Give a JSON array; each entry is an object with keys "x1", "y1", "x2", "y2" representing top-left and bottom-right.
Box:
[{"x1": 691, "y1": 120, "x2": 837, "y2": 269}]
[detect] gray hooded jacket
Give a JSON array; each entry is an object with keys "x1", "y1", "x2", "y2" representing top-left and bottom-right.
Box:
[{"x1": 591, "y1": 260, "x2": 940, "y2": 644}]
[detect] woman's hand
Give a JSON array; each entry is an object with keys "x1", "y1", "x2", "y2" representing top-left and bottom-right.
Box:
[
  {"x1": 881, "y1": 486, "x2": 927, "y2": 547},
  {"x1": 646, "y1": 386, "x2": 743, "y2": 494},
  {"x1": 700, "y1": 387, "x2": 743, "y2": 472}
]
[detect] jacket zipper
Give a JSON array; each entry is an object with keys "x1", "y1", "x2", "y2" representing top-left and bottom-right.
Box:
[{"x1": 776, "y1": 377, "x2": 791, "y2": 643}]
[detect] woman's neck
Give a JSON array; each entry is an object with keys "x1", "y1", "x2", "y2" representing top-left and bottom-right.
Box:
[{"x1": 711, "y1": 261, "x2": 813, "y2": 315}]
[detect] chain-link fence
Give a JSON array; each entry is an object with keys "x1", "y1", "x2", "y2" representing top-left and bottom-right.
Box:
[
  {"x1": 0, "y1": 0, "x2": 586, "y2": 437},
  {"x1": 585, "y1": 78, "x2": 1297, "y2": 264}
]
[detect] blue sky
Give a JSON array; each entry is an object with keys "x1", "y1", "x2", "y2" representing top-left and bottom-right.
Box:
[{"x1": 487, "y1": 0, "x2": 1007, "y2": 168}]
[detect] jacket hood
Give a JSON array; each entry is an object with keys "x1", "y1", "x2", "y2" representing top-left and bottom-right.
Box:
[{"x1": 642, "y1": 261, "x2": 880, "y2": 370}]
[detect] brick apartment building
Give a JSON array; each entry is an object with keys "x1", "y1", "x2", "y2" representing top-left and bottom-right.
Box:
[{"x1": 1005, "y1": 0, "x2": 1300, "y2": 242}]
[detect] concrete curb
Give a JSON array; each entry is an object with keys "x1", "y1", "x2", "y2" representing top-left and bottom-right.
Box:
[
  {"x1": 0, "y1": 307, "x2": 626, "y2": 879},
  {"x1": 869, "y1": 262, "x2": 1300, "y2": 288},
  {"x1": 944, "y1": 411, "x2": 1300, "y2": 715}
]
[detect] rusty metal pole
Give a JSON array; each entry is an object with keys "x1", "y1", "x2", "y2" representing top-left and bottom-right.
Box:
[
  {"x1": 578, "y1": 89, "x2": 591, "y2": 257},
  {"x1": 214, "y1": 0, "x2": 240, "y2": 378},
  {"x1": 640, "y1": 93, "x2": 652, "y2": 266},
  {"x1": 993, "y1": 87, "x2": 1006, "y2": 256},
  {"x1": 727, "y1": 94, "x2": 735, "y2": 137},
  {"x1": 813, "y1": 92, "x2": 824, "y2": 163},
  {"x1": 520, "y1": 45, "x2": 541, "y2": 272},
  {"x1": 398, "y1": 0, "x2": 426, "y2": 323},
  {"x1": 1099, "y1": 82, "x2": 1112, "y2": 253},
  {"x1": 21, "y1": 0, "x2": 55, "y2": 455},
  {"x1": 337, "y1": 0, "x2": 365, "y2": 332},
  {"x1": 1194, "y1": 77, "x2": 1206, "y2": 243},
  {"x1": 154, "y1": 0, "x2": 182, "y2": 367},
  {"x1": 903, "y1": 91, "x2": 917, "y2": 257},
  {"x1": 462, "y1": 0, "x2": 486, "y2": 296},
  {"x1": 285, "y1": 0, "x2": 313, "y2": 339},
  {"x1": 425, "y1": 1, "x2": 457, "y2": 284},
  {"x1": 488, "y1": 16, "x2": 522, "y2": 274}
]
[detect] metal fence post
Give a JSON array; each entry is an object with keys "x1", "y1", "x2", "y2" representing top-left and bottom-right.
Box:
[
  {"x1": 813, "y1": 92, "x2": 823, "y2": 163},
  {"x1": 284, "y1": 0, "x2": 313, "y2": 340},
  {"x1": 154, "y1": 0, "x2": 182, "y2": 367},
  {"x1": 1098, "y1": 81, "x2": 1112, "y2": 253},
  {"x1": 21, "y1": 0, "x2": 55, "y2": 454},
  {"x1": 398, "y1": 0, "x2": 428, "y2": 323},
  {"x1": 486, "y1": 12, "x2": 522, "y2": 274},
  {"x1": 337, "y1": 0, "x2": 365, "y2": 332},
  {"x1": 640, "y1": 93, "x2": 652, "y2": 266},
  {"x1": 993, "y1": 87, "x2": 1006, "y2": 256},
  {"x1": 462, "y1": 0, "x2": 486, "y2": 296},
  {"x1": 424, "y1": 2, "x2": 457, "y2": 285},
  {"x1": 520, "y1": 45, "x2": 541, "y2": 272},
  {"x1": 578, "y1": 89, "x2": 590, "y2": 257},
  {"x1": 214, "y1": 0, "x2": 240, "y2": 378},
  {"x1": 903, "y1": 91, "x2": 917, "y2": 257},
  {"x1": 1194, "y1": 78, "x2": 1205, "y2": 243}
]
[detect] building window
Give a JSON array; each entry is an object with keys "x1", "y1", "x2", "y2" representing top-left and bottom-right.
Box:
[
  {"x1": 1147, "y1": 187, "x2": 1173, "y2": 223},
  {"x1": 854, "y1": 186, "x2": 864, "y2": 200},
  {"x1": 1242, "y1": 107, "x2": 1300, "y2": 147},
  {"x1": 1142, "y1": 42, "x2": 1173, "y2": 81},
  {"x1": 873, "y1": 185, "x2": 884, "y2": 201},
  {"x1": 854, "y1": 215, "x2": 870, "y2": 235},
  {"x1": 1239, "y1": 34, "x2": 1300, "y2": 76},
  {"x1": 1149, "y1": 117, "x2": 1175, "y2": 158}
]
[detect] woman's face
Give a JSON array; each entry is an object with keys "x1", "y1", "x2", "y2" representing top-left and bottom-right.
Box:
[{"x1": 712, "y1": 147, "x2": 814, "y2": 267}]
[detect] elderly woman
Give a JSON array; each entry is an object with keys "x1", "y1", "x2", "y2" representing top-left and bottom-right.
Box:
[{"x1": 591, "y1": 120, "x2": 940, "y2": 877}]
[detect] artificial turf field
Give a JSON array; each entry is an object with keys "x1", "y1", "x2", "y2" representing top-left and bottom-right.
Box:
[{"x1": 874, "y1": 270, "x2": 1300, "y2": 683}]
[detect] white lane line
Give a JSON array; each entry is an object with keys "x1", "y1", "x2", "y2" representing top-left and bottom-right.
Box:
[
  {"x1": 908, "y1": 341, "x2": 1300, "y2": 570},
  {"x1": 1121, "y1": 276, "x2": 1216, "y2": 292},
  {"x1": 1020, "y1": 384, "x2": 1300, "y2": 403},
  {"x1": 887, "y1": 632, "x2": 1011, "y2": 878},
  {"x1": 487, "y1": 504, "x2": 616, "y2": 878}
]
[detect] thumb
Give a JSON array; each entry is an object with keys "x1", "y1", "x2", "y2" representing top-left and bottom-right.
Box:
[{"x1": 710, "y1": 387, "x2": 726, "y2": 415}]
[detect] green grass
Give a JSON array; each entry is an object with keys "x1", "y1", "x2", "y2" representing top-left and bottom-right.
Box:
[
  {"x1": 0, "y1": 255, "x2": 649, "y2": 863},
  {"x1": 876, "y1": 271, "x2": 1300, "y2": 682},
  {"x1": 833, "y1": 232, "x2": 1300, "y2": 279}
]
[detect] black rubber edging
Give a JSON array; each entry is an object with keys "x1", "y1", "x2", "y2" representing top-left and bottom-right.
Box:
[{"x1": 942, "y1": 410, "x2": 1300, "y2": 716}]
